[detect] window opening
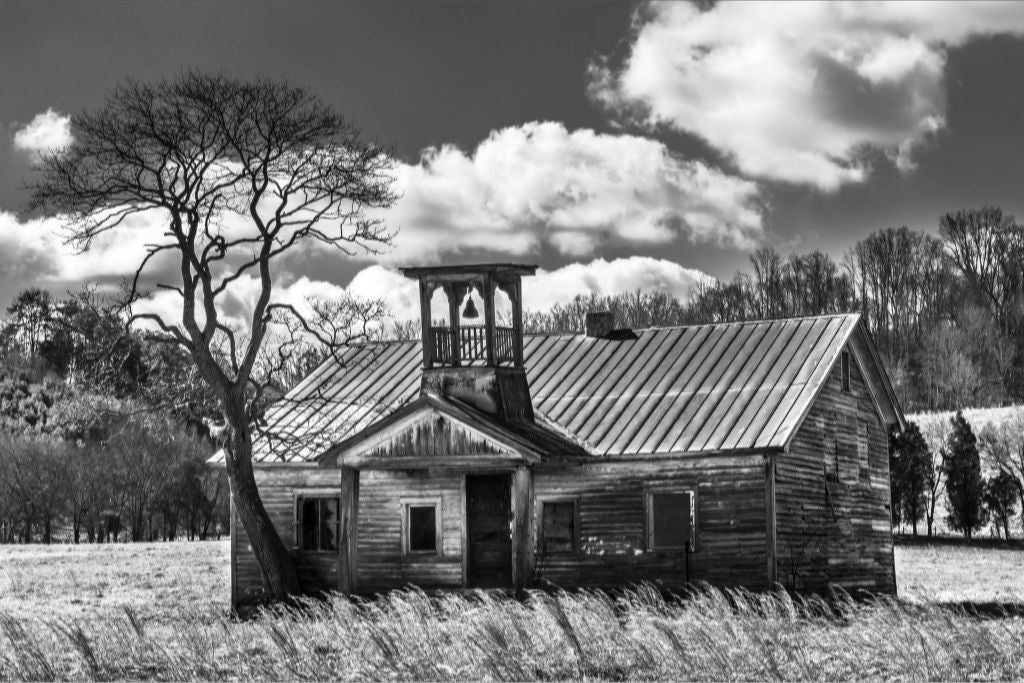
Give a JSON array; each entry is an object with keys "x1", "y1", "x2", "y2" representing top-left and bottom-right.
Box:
[
  {"x1": 541, "y1": 500, "x2": 577, "y2": 553},
  {"x1": 298, "y1": 496, "x2": 339, "y2": 552},
  {"x1": 648, "y1": 491, "x2": 694, "y2": 551},
  {"x1": 406, "y1": 504, "x2": 438, "y2": 554}
]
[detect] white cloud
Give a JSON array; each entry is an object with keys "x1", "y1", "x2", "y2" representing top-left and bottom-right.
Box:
[
  {"x1": 346, "y1": 257, "x2": 713, "y2": 323},
  {"x1": 0, "y1": 209, "x2": 177, "y2": 288},
  {"x1": 526, "y1": 256, "x2": 712, "y2": 310},
  {"x1": 385, "y1": 121, "x2": 763, "y2": 260},
  {"x1": 12, "y1": 109, "x2": 73, "y2": 161},
  {"x1": 590, "y1": 1, "x2": 1024, "y2": 191}
]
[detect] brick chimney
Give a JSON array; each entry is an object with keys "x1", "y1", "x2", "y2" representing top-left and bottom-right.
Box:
[{"x1": 585, "y1": 311, "x2": 615, "y2": 338}]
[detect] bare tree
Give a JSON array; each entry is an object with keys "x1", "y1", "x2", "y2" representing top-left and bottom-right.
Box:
[
  {"x1": 27, "y1": 72, "x2": 397, "y2": 600},
  {"x1": 977, "y1": 410, "x2": 1024, "y2": 534},
  {"x1": 940, "y1": 207, "x2": 1022, "y2": 325},
  {"x1": 918, "y1": 416, "x2": 951, "y2": 537}
]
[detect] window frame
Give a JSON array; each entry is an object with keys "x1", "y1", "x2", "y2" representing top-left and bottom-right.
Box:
[
  {"x1": 645, "y1": 489, "x2": 697, "y2": 552},
  {"x1": 401, "y1": 498, "x2": 442, "y2": 556},
  {"x1": 841, "y1": 350, "x2": 851, "y2": 393},
  {"x1": 294, "y1": 491, "x2": 341, "y2": 555},
  {"x1": 538, "y1": 497, "x2": 580, "y2": 555}
]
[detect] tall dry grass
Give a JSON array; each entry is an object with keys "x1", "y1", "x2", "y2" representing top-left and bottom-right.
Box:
[{"x1": 2, "y1": 584, "x2": 1023, "y2": 681}]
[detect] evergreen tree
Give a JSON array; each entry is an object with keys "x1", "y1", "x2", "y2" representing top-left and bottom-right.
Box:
[
  {"x1": 890, "y1": 421, "x2": 931, "y2": 536},
  {"x1": 943, "y1": 411, "x2": 989, "y2": 539},
  {"x1": 984, "y1": 471, "x2": 1020, "y2": 539}
]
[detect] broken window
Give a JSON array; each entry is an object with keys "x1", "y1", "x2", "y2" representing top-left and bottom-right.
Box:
[
  {"x1": 297, "y1": 496, "x2": 339, "y2": 553},
  {"x1": 647, "y1": 491, "x2": 694, "y2": 551},
  {"x1": 541, "y1": 500, "x2": 577, "y2": 554},
  {"x1": 405, "y1": 503, "x2": 439, "y2": 554}
]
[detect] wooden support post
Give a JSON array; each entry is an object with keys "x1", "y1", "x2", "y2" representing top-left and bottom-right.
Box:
[
  {"x1": 484, "y1": 273, "x2": 496, "y2": 366},
  {"x1": 339, "y1": 468, "x2": 359, "y2": 594},
  {"x1": 511, "y1": 278, "x2": 524, "y2": 368},
  {"x1": 765, "y1": 454, "x2": 777, "y2": 589},
  {"x1": 511, "y1": 466, "x2": 535, "y2": 592},
  {"x1": 419, "y1": 281, "x2": 433, "y2": 370},
  {"x1": 446, "y1": 283, "x2": 463, "y2": 368}
]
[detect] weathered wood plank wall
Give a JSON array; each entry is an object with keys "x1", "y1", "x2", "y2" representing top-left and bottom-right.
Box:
[
  {"x1": 232, "y1": 468, "x2": 344, "y2": 606},
  {"x1": 356, "y1": 469, "x2": 465, "y2": 592},
  {"x1": 774, "y1": 346, "x2": 897, "y2": 594},
  {"x1": 533, "y1": 455, "x2": 767, "y2": 589}
]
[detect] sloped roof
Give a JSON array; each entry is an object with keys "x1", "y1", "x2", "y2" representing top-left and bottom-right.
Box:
[{"x1": 237, "y1": 313, "x2": 900, "y2": 464}]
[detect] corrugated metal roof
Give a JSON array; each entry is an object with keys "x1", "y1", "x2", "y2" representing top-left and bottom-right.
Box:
[{"x1": 245, "y1": 313, "x2": 865, "y2": 463}]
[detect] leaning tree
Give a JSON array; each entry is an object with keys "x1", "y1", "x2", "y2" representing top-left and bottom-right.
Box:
[{"x1": 27, "y1": 71, "x2": 397, "y2": 599}]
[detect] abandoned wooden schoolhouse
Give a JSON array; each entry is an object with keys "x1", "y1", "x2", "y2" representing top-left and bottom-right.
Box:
[{"x1": 219, "y1": 263, "x2": 905, "y2": 607}]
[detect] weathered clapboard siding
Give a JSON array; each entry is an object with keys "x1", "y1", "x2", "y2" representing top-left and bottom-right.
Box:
[
  {"x1": 356, "y1": 469, "x2": 465, "y2": 592},
  {"x1": 774, "y1": 345, "x2": 896, "y2": 594},
  {"x1": 533, "y1": 455, "x2": 767, "y2": 589},
  {"x1": 232, "y1": 468, "x2": 345, "y2": 606},
  {"x1": 222, "y1": 304, "x2": 906, "y2": 606}
]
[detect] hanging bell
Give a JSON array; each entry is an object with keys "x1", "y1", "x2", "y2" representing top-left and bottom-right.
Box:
[{"x1": 462, "y1": 291, "x2": 480, "y2": 319}]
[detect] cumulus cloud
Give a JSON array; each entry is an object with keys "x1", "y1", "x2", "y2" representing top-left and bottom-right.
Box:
[
  {"x1": 12, "y1": 109, "x2": 73, "y2": 161},
  {"x1": 525, "y1": 256, "x2": 712, "y2": 310},
  {"x1": 385, "y1": 121, "x2": 763, "y2": 260},
  {"x1": 590, "y1": 1, "x2": 1024, "y2": 190},
  {"x1": 346, "y1": 257, "x2": 713, "y2": 323}
]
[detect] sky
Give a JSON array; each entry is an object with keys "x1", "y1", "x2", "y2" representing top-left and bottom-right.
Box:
[{"x1": 2, "y1": 1, "x2": 1024, "y2": 324}]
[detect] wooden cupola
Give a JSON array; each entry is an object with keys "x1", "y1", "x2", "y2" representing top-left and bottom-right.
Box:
[{"x1": 400, "y1": 263, "x2": 537, "y2": 421}]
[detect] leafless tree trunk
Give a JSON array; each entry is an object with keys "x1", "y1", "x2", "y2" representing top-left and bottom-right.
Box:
[{"x1": 27, "y1": 72, "x2": 397, "y2": 601}]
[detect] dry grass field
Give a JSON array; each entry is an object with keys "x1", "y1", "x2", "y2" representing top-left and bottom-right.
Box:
[{"x1": 1, "y1": 539, "x2": 1023, "y2": 680}]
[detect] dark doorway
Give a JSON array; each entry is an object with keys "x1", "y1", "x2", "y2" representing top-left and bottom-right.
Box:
[{"x1": 466, "y1": 474, "x2": 513, "y2": 588}]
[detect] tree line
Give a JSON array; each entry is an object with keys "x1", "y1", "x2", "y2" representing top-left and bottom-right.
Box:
[
  {"x1": 891, "y1": 411, "x2": 1023, "y2": 540},
  {"x1": 526, "y1": 207, "x2": 1024, "y2": 414},
  {"x1": 0, "y1": 288, "x2": 228, "y2": 544}
]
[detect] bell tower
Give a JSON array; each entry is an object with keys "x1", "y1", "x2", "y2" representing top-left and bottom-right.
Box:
[{"x1": 400, "y1": 263, "x2": 537, "y2": 422}]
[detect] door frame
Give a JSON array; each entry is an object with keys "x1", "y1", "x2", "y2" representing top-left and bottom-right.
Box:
[
  {"x1": 463, "y1": 471, "x2": 513, "y2": 589},
  {"x1": 461, "y1": 467, "x2": 534, "y2": 590}
]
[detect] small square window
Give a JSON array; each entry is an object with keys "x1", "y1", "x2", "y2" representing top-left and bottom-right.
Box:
[
  {"x1": 841, "y1": 351, "x2": 851, "y2": 393},
  {"x1": 405, "y1": 504, "x2": 439, "y2": 554},
  {"x1": 541, "y1": 500, "x2": 577, "y2": 554},
  {"x1": 648, "y1": 491, "x2": 694, "y2": 551},
  {"x1": 297, "y1": 497, "x2": 339, "y2": 553}
]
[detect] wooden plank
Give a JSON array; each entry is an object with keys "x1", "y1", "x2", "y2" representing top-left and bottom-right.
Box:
[
  {"x1": 484, "y1": 274, "x2": 496, "y2": 366},
  {"x1": 765, "y1": 454, "x2": 777, "y2": 589},
  {"x1": 339, "y1": 468, "x2": 358, "y2": 593},
  {"x1": 512, "y1": 466, "x2": 534, "y2": 591}
]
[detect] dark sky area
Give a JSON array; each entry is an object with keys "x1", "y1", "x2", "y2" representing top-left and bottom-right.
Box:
[{"x1": 2, "y1": 1, "x2": 1023, "y2": 314}]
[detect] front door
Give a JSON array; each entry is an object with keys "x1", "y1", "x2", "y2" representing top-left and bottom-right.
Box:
[{"x1": 466, "y1": 474, "x2": 513, "y2": 588}]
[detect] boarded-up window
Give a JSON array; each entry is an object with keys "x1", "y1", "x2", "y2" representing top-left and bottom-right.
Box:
[
  {"x1": 405, "y1": 504, "x2": 439, "y2": 554},
  {"x1": 297, "y1": 497, "x2": 339, "y2": 553},
  {"x1": 841, "y1": 351, "x2": 851, "y2": 392},
  {"x1": 648, "y1": 491, "x2": 694, "y2": 551},
  {"x1": 541, "y1": 500, "x2": 577, "y2": 554}
]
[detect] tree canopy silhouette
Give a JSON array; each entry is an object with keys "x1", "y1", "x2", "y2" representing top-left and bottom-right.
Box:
[{"x1": 26, "y1": 71, "x2": 397, "y2": 599}]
